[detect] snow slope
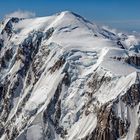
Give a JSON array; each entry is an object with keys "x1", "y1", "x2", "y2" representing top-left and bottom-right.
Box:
[{"x1": 0, "y1": 11, "x2": 140, "y2": 140}]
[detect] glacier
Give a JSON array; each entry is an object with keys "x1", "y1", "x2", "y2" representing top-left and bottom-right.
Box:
[{"x1": 0, "y1": 11, "x2": 140, "y2": 140}]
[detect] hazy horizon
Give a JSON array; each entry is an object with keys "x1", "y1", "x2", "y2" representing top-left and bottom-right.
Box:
[{"x1": 1, "y1": 0, "x2": 140, "y2": 33}]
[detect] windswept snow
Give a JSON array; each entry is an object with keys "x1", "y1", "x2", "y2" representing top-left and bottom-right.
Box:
[{"x1": 0, "y1": 11, "x2": 140, "y2": 140}]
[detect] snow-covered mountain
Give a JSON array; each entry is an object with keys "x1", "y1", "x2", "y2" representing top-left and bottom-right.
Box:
[{"x1": 0, "y1": 11, "x2": 140, "y2": 140}]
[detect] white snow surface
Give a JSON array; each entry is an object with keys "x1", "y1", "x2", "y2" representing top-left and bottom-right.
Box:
[{"x1": 0, "y1": 11, "x2": 140, "y2": 140}]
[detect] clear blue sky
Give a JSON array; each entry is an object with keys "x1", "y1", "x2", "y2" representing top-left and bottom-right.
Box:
[{"x1": 1, "y1": 0, "x2": 140, "y2": 32}]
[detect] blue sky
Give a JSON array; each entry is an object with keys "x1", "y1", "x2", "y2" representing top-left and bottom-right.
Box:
[{"x1": 1, "y1": 0, "x2": 140, "y2": 32}]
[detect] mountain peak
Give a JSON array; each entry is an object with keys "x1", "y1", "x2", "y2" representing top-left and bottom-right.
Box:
[
  {"x1": 57, "y1": 10, "x2": 88, "y2": 22},
  {"x1": 0, "y1": 11, "x2": 140, "y2": 140},
  {"x1": 60, "y1": 10, "x2": 74, "y2": 15}
]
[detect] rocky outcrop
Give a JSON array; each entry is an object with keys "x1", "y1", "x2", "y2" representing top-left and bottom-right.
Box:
[
  {"x1": 83, "y1": 99, "x2": 130, "y2": 140},
  {"x1": 49, "y1": 57, "x2": 65, "y2": 73},
  {"x1": 0, "y1": 39, "x2": 3, "y2": 51},
  {"x1": 125, "y1": 55, "x2": 140, "y2": 67},
  {"x1": 121, "y1": 83, "x2": 140, "y2": 108},
  {"x1": 0, "y1": 48, "x2": 13, "y2": 69},
  {"x1": 91, "y1": 104, "x2": 129, "y2": 140},
  {"x1": 134, "y1": 125, "x2": 140, "y2": 140},
  {"x1": 1, "y1": 17, "x2": 20, "y2": 37}
]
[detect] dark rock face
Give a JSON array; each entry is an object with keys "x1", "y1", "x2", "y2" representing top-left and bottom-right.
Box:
[
  {"x1": 43, "y1": 73, "x2": 70, "y2": 139},
  {"x1": 117, "y1": 41, "x2": 125, "y2": 49},
  {"x1": 49, "y1": 57, "x2": 65, "y2": 73},
  {"x1": 134, "y1": 125, "x2": 140, "y2": 140},
  {"x1": 82, "y1": 79, "x2": 140, "y2": 140},
  {"x1": 83, "y1": 102, "x2": 130, "y2": 140},
  {"x1": 0, "y1": 25, "x2": 56, "y2": 140},
  {"x1": 45, "y1": 27, "x2": 54, "y2": 40},
  {"x1": 0, "y1": 30, "x2": 46, "y2": 140},
  {"x1": 0, "y1": 48, "x2": 13, "y2": 69},
  {"x1": 125, "y1": 55, "x2": 140, "y2": 67},
  {"x1": 111, "y1": 54, "x2": 140, "y2": 68},
  {"x1": 88, "y1": 72, "x2": 111, "y2": 93},
  {"x1": 32, "y1": 46, "x2": 50, "y2": 84},
  {"x1": 0, "y1": 39, "x2": 3, "y2": 51},
  {"x1": 1, "y1": 17, "x2": 20, "y2": 37},
  {"x1": 121, "y1": 83, "x2": 140, "y2": 108},
  {"x1": 43, "y1": 81, "x2": 63, "y2": 139}
]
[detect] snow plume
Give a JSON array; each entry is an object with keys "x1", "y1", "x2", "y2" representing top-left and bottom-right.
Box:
[{"x1": 5, "y1": 10, "x2": 36, "y2": 19}]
